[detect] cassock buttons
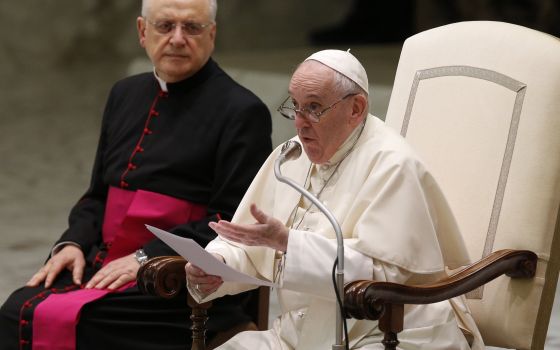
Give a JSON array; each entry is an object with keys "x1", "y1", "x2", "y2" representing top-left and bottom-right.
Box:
[
  {"x1": 120, "y1": 181, "x2": 129, "y2": 188},
  {"x1": 127, "y1": 163, "x2": 137, "y2": 170}
]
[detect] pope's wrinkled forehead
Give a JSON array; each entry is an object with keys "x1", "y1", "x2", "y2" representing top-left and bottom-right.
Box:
[{"x1": 288, "y1": 61, "x2": 339, "y2": 97}]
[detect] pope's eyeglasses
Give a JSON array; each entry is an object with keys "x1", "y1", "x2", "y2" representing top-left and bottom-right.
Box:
[{"x1": 277, "y1": 93, "x2": 357, "y2": 123}]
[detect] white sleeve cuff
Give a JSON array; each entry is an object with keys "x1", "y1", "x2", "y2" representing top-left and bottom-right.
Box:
[{"x1": 280, "y1": 229, "x2": 374, "y2": 300}]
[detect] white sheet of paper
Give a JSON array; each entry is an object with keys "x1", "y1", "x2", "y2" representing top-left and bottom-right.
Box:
[{"x1": 146, "y1": 225, "x2": 277, "y2": 287}]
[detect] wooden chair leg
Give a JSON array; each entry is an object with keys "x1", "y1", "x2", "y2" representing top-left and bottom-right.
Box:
[
  {"x1": 378, "y1": 303, "x2": 403, "y2": 350},
  {"x1": 188, "y1": 294, "x2": 212, "y2": 350}
]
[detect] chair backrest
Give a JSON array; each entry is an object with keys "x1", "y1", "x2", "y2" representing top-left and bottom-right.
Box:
[{"x1": 383, "y1": 21, "x2": 560, "y2": 349}]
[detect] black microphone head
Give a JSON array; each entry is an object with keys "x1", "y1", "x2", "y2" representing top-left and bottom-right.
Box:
[{"x1": 280, "y1": 140, "x2": 302, "y2": 162}]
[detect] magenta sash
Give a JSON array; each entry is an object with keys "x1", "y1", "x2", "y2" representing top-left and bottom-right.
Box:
[{"x1": 31, "y1": 187, "x2": 206, "y2": 350}]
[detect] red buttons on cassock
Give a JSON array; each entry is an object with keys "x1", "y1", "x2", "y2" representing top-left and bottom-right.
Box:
[{"x1": 120, "y1": 181, "x2": 129, "y2": 188}]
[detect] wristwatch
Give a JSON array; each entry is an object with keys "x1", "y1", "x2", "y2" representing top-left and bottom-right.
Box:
[{"x1": 134, "y1": 249, "x2": 149, "y2": 266}]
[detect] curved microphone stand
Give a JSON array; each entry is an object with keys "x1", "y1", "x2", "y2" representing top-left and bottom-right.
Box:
[{"x1": 274, "y1": 140, "x2": 346, "y2": 350}]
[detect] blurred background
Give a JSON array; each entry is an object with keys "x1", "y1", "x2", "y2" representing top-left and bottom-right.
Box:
[{"x1": 0, "y1": 0, "x2": 558, "y2": 347}]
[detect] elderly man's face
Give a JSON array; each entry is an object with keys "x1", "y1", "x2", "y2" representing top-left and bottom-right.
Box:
[
  {"x1": 137, "y1": 0, "x2": 216, "y2": 82},
  {"x1": 289, "y1": 61, "x2": 364, "y2": 164}
]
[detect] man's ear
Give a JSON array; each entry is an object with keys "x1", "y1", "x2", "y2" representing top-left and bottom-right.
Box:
[
  {"x1": 137, "y1": 17, "x2": 146, "y2": 47},
  {"x1": 209, "y1": 23, "x2": 217, "y2": 43},
  {"x1": 349, "y1": 93, "x2": 368, "y2": 127}
]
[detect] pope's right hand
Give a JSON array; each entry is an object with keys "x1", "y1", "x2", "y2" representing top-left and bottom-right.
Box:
[
  {"x1": 185, "y1": 253, "x2": 224, "y2": 297},
  {"x1": 26, "y1": 244, "x2": 85, "y2": 288}
]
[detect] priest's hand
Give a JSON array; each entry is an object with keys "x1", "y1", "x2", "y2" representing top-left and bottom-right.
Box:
[
  {"x1": 185, "y1": 254, "x2": 224, "y2": 298},
  {"x1": 85, "y1": 253, "x2": 139, "y2": 290},
  {"x1": 26, "y1": 244, "x2": 85, "y2": 288},
  {"x1": 209, "y1": 203, "x2": 289, "y2": 252}
]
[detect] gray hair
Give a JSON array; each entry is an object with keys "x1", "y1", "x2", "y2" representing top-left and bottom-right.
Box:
[
  {"x1": 332, "y1": 69, "x2": 367, "y2": 97},
  {"x1": 331, "y1": 70, "x2": 369, "y2": 117},
  {"x1": 141, "y1": 0, "x2": 218, "y2": 21}
]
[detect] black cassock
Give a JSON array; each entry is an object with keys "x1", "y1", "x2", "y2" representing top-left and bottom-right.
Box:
[{"x1": 0, "y1": 58, "x2": 272, "y2": 350}]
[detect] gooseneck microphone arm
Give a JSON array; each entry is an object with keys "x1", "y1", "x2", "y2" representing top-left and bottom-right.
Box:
[{"x1": 274, "y1": 140, "x2": 346, "y2": 350}]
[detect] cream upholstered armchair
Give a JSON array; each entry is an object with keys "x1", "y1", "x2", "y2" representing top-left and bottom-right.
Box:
[{"x1": 344, "y1": 21, "x2": 560, "y2": 349}]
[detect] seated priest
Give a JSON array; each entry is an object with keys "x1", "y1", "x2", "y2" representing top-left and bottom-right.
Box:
[
  {"x1": 185, "y1": 49, "x2": 485, "y2": 349},
  {"x1": 0, "y1": 0, "x2": 272, "y2": 349}
]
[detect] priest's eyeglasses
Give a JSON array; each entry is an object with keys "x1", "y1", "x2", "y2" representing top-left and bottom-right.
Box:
[
  {"x1": 145, "y1": 19, "x2": 213, "y2": 36},
  {"x1": 277, "y1": 93, "x2": 357, "y2": 123}
]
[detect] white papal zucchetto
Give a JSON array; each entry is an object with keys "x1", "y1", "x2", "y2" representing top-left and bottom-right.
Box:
[{"x1": 304, "y1": 49, "x2": 369, "y2": 95}]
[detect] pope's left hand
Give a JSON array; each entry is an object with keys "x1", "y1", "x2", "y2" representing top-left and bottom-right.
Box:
[
  {"x1": 85, "y1": 253, "x2": 139, "y2": 290},
  {"x1": 209, "y1": 204, "x2": 289, "y2": 252}
]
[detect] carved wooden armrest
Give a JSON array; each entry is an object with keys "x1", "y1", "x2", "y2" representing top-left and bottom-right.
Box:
[
  {"x1": 344, "y1": 249, "x2": 537, "y2": 349},
  {"x1": 137, "y1": 256, "x2": 212, "y2": 350},
  {"x1": 137, "y1": 256, "x2": 188, "y2": 298}
]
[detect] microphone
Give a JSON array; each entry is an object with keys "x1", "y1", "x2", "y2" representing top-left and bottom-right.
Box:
[
  {"x1": 274, "y1": 140, "x2": 346, "y2": 350},
  {"x1": 277, "y1": 140, "x2": 302, "y2": 166}
]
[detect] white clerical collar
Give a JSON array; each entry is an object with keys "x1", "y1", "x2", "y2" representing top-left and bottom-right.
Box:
[{"x1": 153, "y1": 68, "x2": 168, "y2": 92}]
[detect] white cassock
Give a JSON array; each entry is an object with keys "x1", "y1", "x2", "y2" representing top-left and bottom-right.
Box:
[{"x1": 192, "y1": 115, "x2": 485, "y2": 350}]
